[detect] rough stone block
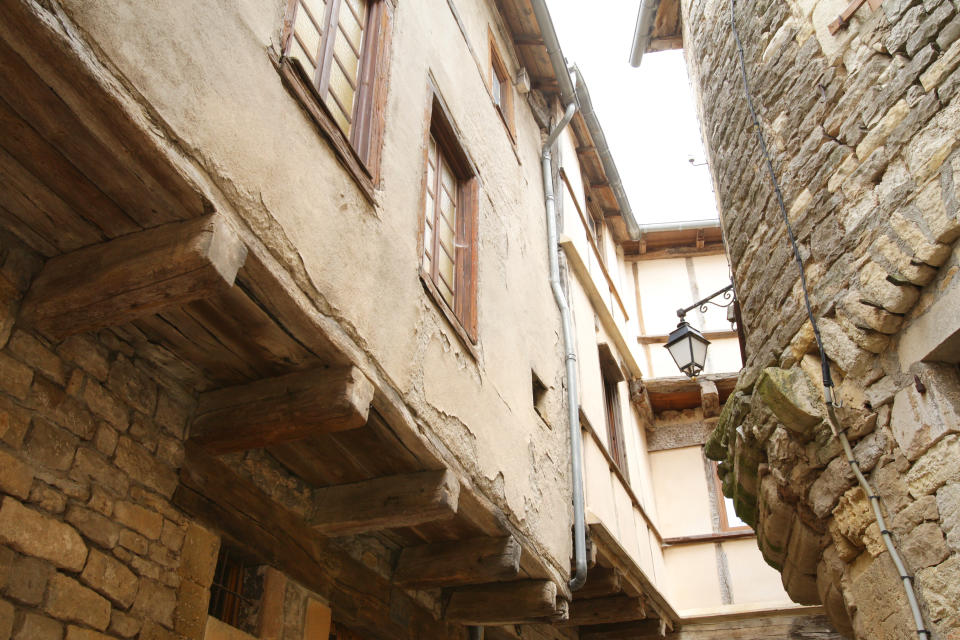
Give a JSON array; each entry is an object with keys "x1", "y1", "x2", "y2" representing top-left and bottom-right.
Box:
[
  {"x1": 24, "y1": 418, "x2": 78, "y2": 472},
  {"x1": 174, "y1": 579, "x2": 209, "y2": 639},
  {"x1": 937, "y1": 483, "x2": 960, "y2": 552},
  {"x1": 65, "y1": 626, "x2": 114, "y2": 640},
  {"x1": 114, "y1": 437, "x2": 176, "y2": 498},
  {"x1": 906, "y1": 435, "x2": 960, "y2": 497},
  {"x1": 13, "y1": 612, "x2": 62, "y2": 640},
  {"x1": 858, "y1": 261, "x2": 920, "y2": 314},
  {"x1": 819, "y1": 317, "x2": 872, "y2": 377},
  {"x1": 45, "y1": 573, "x2": 111, "y2": 631},
  {"x1": 0, "y1": 353, "x2": 32, "y2": 401},
  {"x1": 7, "y1": 331, "x2": 64, "y2": 386},
  {"x1": 109, "y1": 610, "x2": 141, "y2": 638},
  {"x1": 916, "y1": 554, "x2": 960, "y2": 626},
  {"x1": 901, "y1": 521, "x2": 950, "y2": 570},
  {"x1": 904, "y1": 98, "x2": 960, "y2": 182},
  {"x1": 131, "y1": 578, "x2": 176, "y2": 629},
  {"x1": 891, "y1": 364, "x2": 960, "y2": 460},
  {"x1": 892, "y1": 494, "x2": 939, "y2": 535},
  {"x1": 2, "y1": 553, "x2": 52, "y2": 606},
  {"x1": 28, "y1": 377, "x2": 95, "y2": 440},
  {"x1": 107, "y1": 357, "x2": 156, "y2": 417},
  {"x1": 114, "y1": 502, "x2": 162, "y2": 541},
  {"x1": 177, "y1": 523, "x2": 219, "y2": 585},
  {"x1": 154, "y1": 391, "x2": 190, "y2": 440},
  {"x1": 82, "y1": 381, "x2": 128, "y2": 431},
  {"x1": 0, "y1": 450, "x2": 32, "y2": 500},
  {"x1": 159, "y1": 520, "x2": 184, "y2": 553},
  {"x1": 65, "y1": 505, "x2": 120, "y2": 550},
  {"x1": 810, "y1": 456, "x2": 855, "y2": 518},
  {"x1": 0, "y1": 497, "x2": 87, "y2": 571},
  {"x1": 69, "y1": 447, "x2": 129, "y2": 496},
  {"x1": 755, "y1": 367, "x2": 823, "y2": 434},
  {"x1": 81, "y1": 548, "x2": 138, "y2": 609},
  {"x1": 118, "y1": 529, "x2": 149, "y2": 556},
  {"x1": 842, "y1": 292, "x2": 904, "y2": 334},
  {"x1": 57, "y1": 335, "x2": 110, "y2": 382}
]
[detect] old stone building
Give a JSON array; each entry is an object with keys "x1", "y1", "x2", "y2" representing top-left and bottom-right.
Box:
[{"x1": 630, "y1": 0, "x2": 960, "y2": 638}]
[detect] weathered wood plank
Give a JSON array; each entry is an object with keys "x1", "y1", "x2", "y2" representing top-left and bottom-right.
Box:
[
  {"x1": 393, "y1": 536, "x2": 521, "y2": 588},
  {"x1": 560, "y1": 596, "x2": 646, "y2": 627},
  {"x1": 308, "y1": 470, "x2": 460, "y2": 536},
  {"x1": 580, "y1": 620, "x2": 662, "y2": 640},
  {"x1": 573, "y1": 567, "x2": 622, "y2": 600},
  {"x1": 444, "y1": 580, "x2": 566, "y2": 625},
  {"x1": 190, "y1": 366, "x2": 375, "y2": 454},
  {"x1": 173, "y1": 444, "x2": 459, "y2": 640},
  {"x1": 19, "y1": 215, "x2": 247, "y2": 339}
]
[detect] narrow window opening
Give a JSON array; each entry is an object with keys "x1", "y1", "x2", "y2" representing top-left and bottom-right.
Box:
[{"x1": 208, "y1": 546, "x2": 263, "y2": 634}]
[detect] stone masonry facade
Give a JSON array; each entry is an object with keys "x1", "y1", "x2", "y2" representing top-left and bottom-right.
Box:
[{"x1": 682, "y1": 0, "x2": 960, "y2": 638}]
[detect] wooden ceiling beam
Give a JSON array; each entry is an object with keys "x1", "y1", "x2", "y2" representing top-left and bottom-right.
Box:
[
  {"x1": 19, "y1": 215, "x2": 246, "y2": 340},
  {"x1": 560, "y1": 595, "x2": 646, "y2": 627},
  {"x1": 393, "y1": 536, "x2": 521, "y2": 588},
  {"x1": 445, "y1": 580, "x2": 567, "y2": 625},
  {"x1": 572, "y1": 566, "x2": 622, "y2": 600},
  {"x1": 309, "y1": 470, "x2": 460, "y2": 536},
  {"x1": 189, "y1": 366, "x2": 375, "y2": 454},
  {"x1": 580, "y1": 620, "x2": 663, "y2": 640}
]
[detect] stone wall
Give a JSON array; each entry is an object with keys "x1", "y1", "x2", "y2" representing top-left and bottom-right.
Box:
[{"x1": 681, "y1": 0, "x2": 960, "y2": 638}]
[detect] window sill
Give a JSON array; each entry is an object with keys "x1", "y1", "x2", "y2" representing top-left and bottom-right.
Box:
[
  {"x1": 272, "y1": 53, "x2": 377, "y2": 205},
  {"x1": 419, "y1": 271, "x2": 479, "y2": 361}
]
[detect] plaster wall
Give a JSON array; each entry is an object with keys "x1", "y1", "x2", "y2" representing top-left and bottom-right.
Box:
[
  {"x1": 54, "y1": 0, "x2": 575, "y2": 568},
  {"x1": 650, "y1": 446, "x2": 713, "y2": 539}
]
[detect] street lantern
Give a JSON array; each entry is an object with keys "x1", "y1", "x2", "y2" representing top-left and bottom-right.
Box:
[
  {"x1": 665, "y1": 320, "x2": 711, "y2": 378},
  {"x1": 664, "y1": 283, "x2": 736, "y2": 378}
]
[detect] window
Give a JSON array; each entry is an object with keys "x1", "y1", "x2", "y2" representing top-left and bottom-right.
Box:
[
  {"x1": 419, "y1": 92, "x2": 479, "y2": 343},
  {"x1": 598, "y1": 343, "x2": 628, "y2": 479},
  {"x1": 713, "y1": 462, "x2": 751, "y2": 532},
  {"x1": 280, "y1": 0, "x2": 391, "y2": 190},
  {"x1": 488, "y1": 33, "x2": 514, "y2": 137},
  {"x1": 209, "y1": 547, "x2": 261, "y2": 635}
]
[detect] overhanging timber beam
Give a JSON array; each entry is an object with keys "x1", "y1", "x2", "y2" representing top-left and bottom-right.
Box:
[
  {"x1": 393, "y1": 536, "x2": 521, "y2": 588},
  {"x1": 580, "y1": 620, "x2": 663, "y2": 640},
  {"x1": 560, "y1": 596, "x2": 646, "y2": 627},
  {"x1": 700, "y1": 379, "x2": 720, "y2": 417},
  {"x1": 445, "y1": 580, "x2": 567, "y2": 625},
  {"x1": 19, "y1": 215, "x2": 246, "y2": 339},
  {"x1": 189, "y1": 366, "x2": 374, "y2": 454},
  {"x1": 573, "y1": 566, "x2": 622, "y2": 600},
  {"x1": 308, "y1": 470, "x2": 460, "y2": 536}
]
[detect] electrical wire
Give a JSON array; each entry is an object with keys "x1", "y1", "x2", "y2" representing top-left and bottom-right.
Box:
[{"x1": 728, "y1": 1, "x2": 931, "y2": 637}]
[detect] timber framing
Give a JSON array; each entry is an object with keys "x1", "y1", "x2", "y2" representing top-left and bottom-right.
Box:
[
  {"x1": 561, "y1": 596, "x2": 647, "y2": 627},
  {"x1": 18, "y1": 216, "x2": 247, "y2": 339},
  {"x1": 643, "y1": 372, "x2": 739, "y2": 413},
  {"x1": 394, "y1": 536, "x2": 522, "y2": 588},
  {"x1": 308, "y1": 470, "x2": 460, "y2": 536},
  {"x1": 445, "y1": 580, "x2": 568, "y2": 625},
  {"x1": 189, "y1": 366, "x2": 375, "y2": 453}
]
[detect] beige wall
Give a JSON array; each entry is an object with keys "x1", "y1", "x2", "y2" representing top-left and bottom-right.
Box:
[{"x1": 58, "y1": 0, "x2": 576, "y2": 570}]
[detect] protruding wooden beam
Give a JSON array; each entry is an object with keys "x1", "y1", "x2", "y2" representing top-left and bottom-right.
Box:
[
  {"x1": 580, "y1": 620, "x2": 663, "y2": 640},
  {"x1": 445, "y1": 581, "x2": 567, "y2": 625},
  {"x1": 394, "y1": 536, "x2": 521, "y2": 588},
  {"x1": 19, "y1": 215, "x2": 246, "y2": 339},
  {"x1": 560, "y1": 596, "x2": 646, "y2": 627},
  {"x1": 308, "y1": 470, "x2": 459, "y2": 536},
  {"x1": 190, "y1": 366, "x2": 375, "y2": 454},
  {"x1": 573, "y1": 567, "x2": 622, "y2": 600},
  {"x1": 700, "y1": 379, "x2": 720, "y2": 417}
]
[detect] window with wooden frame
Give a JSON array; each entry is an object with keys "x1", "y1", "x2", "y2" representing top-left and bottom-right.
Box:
[
  {"x1": 280, "y1": 0, "x2": 392, "y2": 196},
  {"x1": 208, "y1": 547, "x2": 261, "y2": 635},
  {"x1": 488, "y1": 32, "x2": 514, "y2": 138},
  {"x1": 712, "y1": 461, "x2": 751, "y2": 532},
  {"x1": 419, "y1": 93, "x2": 479, "y2": 345},
  {"x1": 599, "y1": 343, "x2": 628, "y2": 480}
]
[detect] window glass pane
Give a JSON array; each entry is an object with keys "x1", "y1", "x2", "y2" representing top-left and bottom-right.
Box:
[
  {"x1": 440, "y1": 162, "x2": 456, "y2": 198},
  {"x1": 299, "y1": 0, "x2": 327, "y2": 31},
  {"x1": 293, "y1": 22, "x2": 321, "y2": 66},
  {"x1": 491, "y1": 67, "x2": 502, "y2": 107},
  {"x1": 326, "y1": 63, "x2": 355, "y2": 130},
  {"x1": 437, "y1": 213, "x2": 455, "y2": 258},
  {"x1": 339, "y1": 0, "x2": 366, "y2": 54},
  {"x1": 439, "y1": 188, "x2": 457, "y2": 227},
  {"x1": 289, "y1": 37, "x2": 318, "y2": 79},
  {"x1": 438, "y1": 250, "x2": 456, "y2": 305}
]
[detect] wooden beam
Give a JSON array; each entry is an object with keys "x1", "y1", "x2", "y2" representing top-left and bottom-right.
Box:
[
  {"x1": 445, "y1": 580, "x2": 567, "y2": 625},
  {"x1": 560, "y1": 596, "x2": 646, "y2": 627},
  {"x1": 580, "y1": 620, "x2": 663, "y2": 640},
  {"x1": 19, "y1": 215, "x2": 246, "y2": 339},
  {"x1": 393, "y1": 536, "x2": 521, "y2": 588},
  {"x1": 573, "y1": 567, "x2": 622, "y2": 600},
  {"x1": 173, "y1": 444, "x2": 458, "y2": 640},
  {"x1": 700, "y1": 379, "x2": 720, "y2": 417},
  {"x1": 189, "y1": 366, "x2": 375, "y2": 454},
  {"x1": 625, "y1": 244, "x2": 725, "y2": 262},
  {"x1": 308, "y1": 470, "x2": 459, "y2": 536}
]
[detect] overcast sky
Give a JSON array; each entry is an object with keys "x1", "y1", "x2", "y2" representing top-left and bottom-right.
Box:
[{"x1": 544, "y1": 0, "x2": 719, "y2": 225}]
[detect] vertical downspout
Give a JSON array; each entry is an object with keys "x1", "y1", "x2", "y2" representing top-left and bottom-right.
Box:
[{"x1": 541, "y1": 100, "x2": 586, "y2": 592}]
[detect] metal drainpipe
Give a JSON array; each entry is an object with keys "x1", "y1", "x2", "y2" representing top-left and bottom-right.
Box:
[
  {"x1": 542, "y1": 99, "x2": 587, "y2": 592},
  {"x1": 629, "y1": 0, "x2": 658, "y2": 68}
]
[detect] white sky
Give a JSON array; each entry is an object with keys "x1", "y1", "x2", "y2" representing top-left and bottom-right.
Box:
[{"x1": 544, "y1": 1, "x2": 719, "y2": 225}]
